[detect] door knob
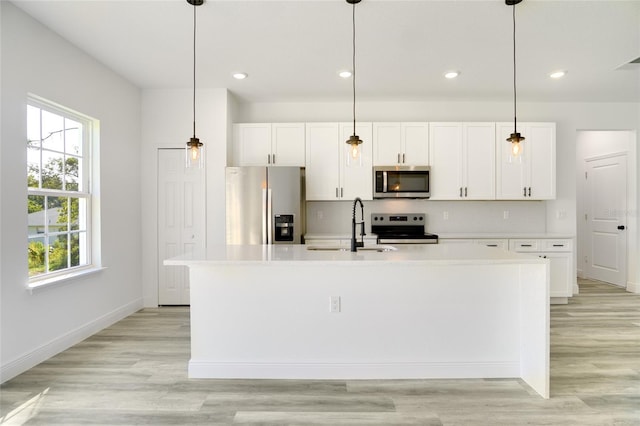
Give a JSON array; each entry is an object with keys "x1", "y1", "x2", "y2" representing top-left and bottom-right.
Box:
[{"x1": 617, "y1": 225, "x2": 626, "y2": 230}]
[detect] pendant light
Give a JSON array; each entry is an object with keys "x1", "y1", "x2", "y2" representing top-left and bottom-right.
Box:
[
  {"x1": 345, "y1": 0, "x2": 363, "y2": 166},
  {"x1": 506, "y1": 0, "x2": 525, "y2": 161},
  {"x1": 185, "y1": 0, "x2": 204, "y2": 168}
]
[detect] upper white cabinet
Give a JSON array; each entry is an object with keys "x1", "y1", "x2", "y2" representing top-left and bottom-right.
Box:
[
  {"x1": 373, "y1": 122, "x2": 429, "y2": 166},
  {"x1": 496, "y1": 122, "x2": 556, "y2": 200},
  {"x1": 233, "y1": 123, "x2": 305, "y2": 167},
  {"x1": 429, "y1": 122, "x2": 495, "y2": 200},
  {"x1": 305, "y1": 122, "x2": 373, "y2": 201}
]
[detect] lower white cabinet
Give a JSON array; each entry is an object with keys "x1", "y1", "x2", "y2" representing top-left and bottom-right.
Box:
[
  {"x1": 509, "y1": 238, "x2": 574, "y2": 303},
  {"x1": 440, "y1": 237, "x2": 574, "y2": 303}
]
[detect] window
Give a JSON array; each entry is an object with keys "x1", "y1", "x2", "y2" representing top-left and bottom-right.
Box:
[{"x1": 27, "y1": 97, "x2": 94, "y2": 282}]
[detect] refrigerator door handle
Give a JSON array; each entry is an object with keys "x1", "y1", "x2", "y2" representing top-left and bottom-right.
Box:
[
  {"x1": 267, "y1": 188, "x2": 273, "y2": 244},
  {"x1": 262, "y1": 188, "x2": 268, "y2": 243}
]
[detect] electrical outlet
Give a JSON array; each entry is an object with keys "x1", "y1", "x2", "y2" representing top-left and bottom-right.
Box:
[
  {"x1": 557, "y1": 210, "x2": 567, "y2": 219},
  {"x1": 503, "y1": 210, "x2": 510, "y2": 220},
  {"x1": 443, "y1": 211, "x2": 449, "y2": 220},
  {"x1": 330, "y1": 296, "x2": 341, "y2": 313}
]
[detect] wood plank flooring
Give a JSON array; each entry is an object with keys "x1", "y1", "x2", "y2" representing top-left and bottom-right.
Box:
[{"x1": 1, "y1": 279, "x2": 639, "y2": 425}]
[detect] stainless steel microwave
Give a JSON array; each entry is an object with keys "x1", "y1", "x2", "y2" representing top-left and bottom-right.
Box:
[{"x1": 373, "y1": 166, "x2": 430, "y2": 199}]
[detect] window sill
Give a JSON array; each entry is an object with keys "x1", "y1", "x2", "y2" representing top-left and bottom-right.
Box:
[{"x1": 27, "y1": 266, "x2": 107, "y2": 294}]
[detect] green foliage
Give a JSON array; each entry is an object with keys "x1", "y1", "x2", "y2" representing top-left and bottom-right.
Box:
[{"x1": 28, "y1": 241, "x2": 46, "y2": 276}]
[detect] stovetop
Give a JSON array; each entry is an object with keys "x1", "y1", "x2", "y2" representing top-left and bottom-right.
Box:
[{"x1": 371, "y1": 213, "x2": 438, "y2": 244}]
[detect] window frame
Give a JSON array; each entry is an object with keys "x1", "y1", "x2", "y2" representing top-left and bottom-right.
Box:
[{"x1": 27, "y1": 96, "x2": 98, "y2": 287}]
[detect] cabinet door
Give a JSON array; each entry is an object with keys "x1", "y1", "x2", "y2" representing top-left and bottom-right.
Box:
[
  {"x1": 496, "y1": 122, "x2": 528, "y2": 199},
  {"x1": 527, "y1": 123, "x2": 556, "y2": 199},
  {"x1": 373, "y1": 123, "x2": 402, "y2": 165},
  {"x1": 402, "y1": 122, "x2": 429, "y2": 166},
  {"x1": 305, "y1": 123, "x2": 340, "y2": 200},
  {"x1": 496, "y1": 122, "x2": 556, "y2": 200},
  {"x1": 340, "y1": 122, "x2": 373, "y2": 200},
  {"x1": 271, "y1": 123, "x2": 305, "y2": 167},
  {"x1": 235, "y1": 123, "x2": 272, "y2": 166},
  {"x1": 541, "y1": 252, "x2": 572, "y2": 298},
  {"x1": 463, "y1": 123, "x2": 495, "y2": 200},
  {"x1": 429, "y1": 122, "x2": 463, "y2": 200}
]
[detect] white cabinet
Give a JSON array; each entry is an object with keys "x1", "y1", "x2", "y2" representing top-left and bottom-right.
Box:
[
  {"x1": 233, "y1": 123, "x2": 305, "y2": 167},
  {"x1": 429, "y1": 122, "x2": 495, "y2": 200},
  {"x1": 305, "y1": 122, "x2": 373, "y2": 201},
  {"x1": 496, "y1": 122, "x2": 556, "y2": 200},
  {"x1": 372, "y1": 122, "x2": 429, "y2": 166},
  {"x1": 509, "y1": 238, "x2": 573, "y2": 302}
]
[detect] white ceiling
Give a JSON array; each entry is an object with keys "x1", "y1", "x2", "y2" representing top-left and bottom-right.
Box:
[{"x1": 11, "y1": 0, "x2": 640, "y2": 103}]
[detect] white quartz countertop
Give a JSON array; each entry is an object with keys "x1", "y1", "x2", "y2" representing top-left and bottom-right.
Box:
[
  {"x1": 438, "y1": 232, "x2": 575, "y2": 239},
  {"x1": 306, "y1": 233, "x2": 574, "y2": 240},
  {"x1": 164, "y1": 243, "x2": 547, "y2": 266}
]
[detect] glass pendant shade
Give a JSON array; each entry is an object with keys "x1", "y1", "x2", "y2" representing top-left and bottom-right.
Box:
[
  {"x1": 186, "y1": 137, "x2": 204, "y2": 168},
  {"x1": 507, "y1": 132, "x2": 524, "y2": 162},
  {"x1": 346, "y1": 134, "x2": 363, "y2": 166}
]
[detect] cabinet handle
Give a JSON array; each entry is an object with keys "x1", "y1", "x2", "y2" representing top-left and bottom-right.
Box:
[
  {"x1": 402, "y1": 153, "x2": 406, "y2": 163},
  {"x1": 520, "y1": 244, "x2": 532, "y2": 247},
  {"x1": 528, "y1": 187, "x2": 531, "y2": 197},
  {"x1": 397, "y1": 153, "x2": 401, "y2": 164},
  {"x1": 272, "y1": 154, "x2": 276, "y2": 164},
  {"x1": 267, "y1": 154, "x2": 271, "y2": 164},
  {"x1": 552, "y1": 244, "x2": 564, "y2": 247},
  {"x1": 336, "y1": 188, "x2": 339, "y2": 198},
  {"x1": 465, "y1": 187, "x2": 468, "y2": 197},
  {"x1": 341, "y1": 187, "x2": 344, "y2": 198},
  {"x1": 487, "y1": 244, "x2": 498, "y2": 247},
  {"x1": 459, "y1": 187, "x2": 463, "y2": 197},
  {"x1": 523, "y1": 187, "x2": 527, "y2": 197}
]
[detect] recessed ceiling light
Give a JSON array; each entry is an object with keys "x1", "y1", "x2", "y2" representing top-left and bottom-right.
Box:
[
  {"x1": 444, "y1": 71, "x2": 460, "y2": 79},
  {"x1": 549, "y1": 70, "x2": 567, "y2": 79},
  {"x1": 232, "y1": 72, "x2": 248, "y2": 80},
  {"x1": 338, "y1": 70, "x2": 352, "y2": 79}
]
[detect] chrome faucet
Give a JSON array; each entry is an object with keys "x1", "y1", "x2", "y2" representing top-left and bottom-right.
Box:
[{"x1": 351, "y1": 197, "x2": 366, "y2": 252}]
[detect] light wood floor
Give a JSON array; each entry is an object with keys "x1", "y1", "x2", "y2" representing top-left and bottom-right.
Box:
[{"x1": 1, "y1": 279, "x2": 639, "y2": 425}]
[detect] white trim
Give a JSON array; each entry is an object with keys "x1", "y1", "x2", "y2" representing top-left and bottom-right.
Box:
[
  {"x1": 0, "y1": 298, "x2": 142, "y2": 384},
  {"x1": 627, "y1": 281, "x2": 640, "y2": 294},
  {"x1": 27, "y1": 266, "x2": 107, "y2": 293},
  {"x1": 188, "y1": 360, "x2": 521, "y2": 380}
]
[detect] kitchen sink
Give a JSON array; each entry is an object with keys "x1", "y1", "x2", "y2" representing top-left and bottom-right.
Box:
[{"x1": 306, "y1": 245, "x2": 397, "y2": 252}]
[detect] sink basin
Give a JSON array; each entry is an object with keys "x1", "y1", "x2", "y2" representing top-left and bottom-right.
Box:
[{"x1": 306, "y1": 245, "x2": 397, "y2": 252}]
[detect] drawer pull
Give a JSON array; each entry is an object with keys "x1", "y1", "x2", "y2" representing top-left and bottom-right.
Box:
[
  {"x1": 552, "y1": 244, "x2": 564, "y2": 247},
  {"x1": 487, "y1": 244, "x2": 498, "y2": 247},
  {"x1": 520, "y1": 244, "x2": 532, "y2": 247}
]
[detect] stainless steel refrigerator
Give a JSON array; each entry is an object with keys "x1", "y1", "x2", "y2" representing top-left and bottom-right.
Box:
[{"x1": 226, "y1": 167, "x2": 305, "y2": 245}]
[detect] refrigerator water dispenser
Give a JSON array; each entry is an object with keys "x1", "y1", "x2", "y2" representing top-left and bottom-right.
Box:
[{"x1": 274, "y1": 214, "x2": 295, "y2": 242}]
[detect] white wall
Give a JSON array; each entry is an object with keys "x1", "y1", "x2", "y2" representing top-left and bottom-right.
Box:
[
  {"x1": 140, "y1": 88, "x2": 232, "y2": 307},
  {"x1": 0, "y1": 2, "x2": 143, "y2": 382}
]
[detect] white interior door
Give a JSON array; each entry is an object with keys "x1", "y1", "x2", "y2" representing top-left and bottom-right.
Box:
[
  {"x1": 585, "y1": 154, "x2": 627, "y2": 286},
  {"x1": 158, "y1": 148, "x2": 205, "y2": 305}
]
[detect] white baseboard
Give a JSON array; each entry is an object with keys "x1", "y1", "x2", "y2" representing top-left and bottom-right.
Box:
[
  {"x1": 188, "y1": 360, "x2": 521, "y2": 380},
  {"x1": 627, "y1": 281, "x2": 640, "y2": 294},
  {"x1": 0, "y1": 298, "x2": 143, "y2": 384}
]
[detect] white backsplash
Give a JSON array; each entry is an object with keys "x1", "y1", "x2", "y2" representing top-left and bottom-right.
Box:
[{"x1": 306, "y1": 200, "x2": 547, "y2": 235}]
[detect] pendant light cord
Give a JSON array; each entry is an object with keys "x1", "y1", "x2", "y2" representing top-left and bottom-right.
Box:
[
  {"x1": 192, "y1": 2, "x2": 197, "y2": 139},
  {"x1": 351, "y1": 1, "x2": 357, "y2": 136},
  {"x1": 512, "y1": 3, "x2": 517, "y2": 134}
]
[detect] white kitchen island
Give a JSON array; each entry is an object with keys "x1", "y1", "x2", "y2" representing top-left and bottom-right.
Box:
[{"x1": 165, "y1": 243, "x2": 550, "y2": 398}]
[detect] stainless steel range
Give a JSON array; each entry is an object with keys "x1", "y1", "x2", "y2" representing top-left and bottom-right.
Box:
[{"x1": 371, "y1": 213, "x2": 438, "y2": 244}]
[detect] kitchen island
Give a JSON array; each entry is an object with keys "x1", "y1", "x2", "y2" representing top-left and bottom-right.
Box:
[{"x1": 165, "y1": 243, "x2": 550, "y2": 398}]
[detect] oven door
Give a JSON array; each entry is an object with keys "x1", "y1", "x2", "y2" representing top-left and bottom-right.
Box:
[{"x1": 373, "y1": 166, "x2": 430, "y2": 199}]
